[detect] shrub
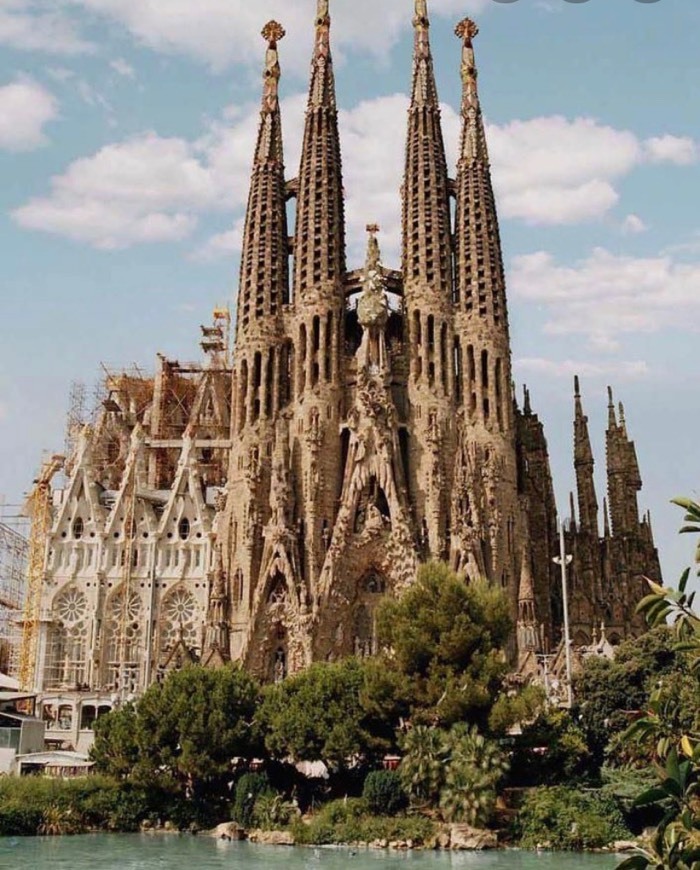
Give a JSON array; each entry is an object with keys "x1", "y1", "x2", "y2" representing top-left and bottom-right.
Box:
[
  {"x1": 290, "y1": 797, "x2": 435, "y2": 846},
  {"x1": 515, "y1": 786, "x2": 630, "y2": 850},
  {"x1": 362, "y1": 770, "x2": 407, "y2": 816},
  {"x1": 232, "y1": 771, "x2": 271, "y2": 828},
  {"x1": 251, "y1": 791, "x2": 296, "y2": 830}
]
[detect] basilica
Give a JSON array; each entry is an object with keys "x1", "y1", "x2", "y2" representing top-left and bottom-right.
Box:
[{"x1": 30, "y1": 1, "x2": 660, "y2": 735}]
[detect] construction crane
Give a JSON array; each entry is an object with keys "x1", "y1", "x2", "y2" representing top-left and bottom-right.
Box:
[
  {"x1": 117, "y1": 473, "x2": 137, "y2": 699},
  {"x1": 18, "y1": 454, "x2": 64, "y2": 691}
]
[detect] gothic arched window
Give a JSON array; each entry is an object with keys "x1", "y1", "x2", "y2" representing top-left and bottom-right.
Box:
[
  {"x1": 44, "y1": 586, "x2": 88, "y2": 690},
  {"x1": 103, "y1": 588, "x2": 142, "y2": 692}
]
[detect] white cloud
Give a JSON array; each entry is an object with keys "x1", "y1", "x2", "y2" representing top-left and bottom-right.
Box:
[
  {"x1": 515, "y1": 357, "x2": 650, "y2": 381},
  {"x1": 509, "y1": 247, "x2": 700, "y2": 347},
  {"x1": 0, "y1": 1, "x2": 93, "y2": 55},
  {"x1": 0, "y1": 78, "x2": 58, "y2": 150},
  {"x1": 621, "y1": 213, "x2": 648, "y2": 235},
  {"x1": 13, "y1": 77, "x2": 699, "y2": 256},
  {"x1": 193, "y1": 219, "x2": 245, "y2": 262},
  {"x1": 645, "y1": 135, "x2": 698, "y2": 166},
  {"x1": 71, "y1": 0, "x2": 487, "y2": 73},
  {"x1": 110, "y1": 58, "x2": 136, "y2": 79},
  {"x1": 12, "y1": 133, "x2": 214, "y2": 248}
]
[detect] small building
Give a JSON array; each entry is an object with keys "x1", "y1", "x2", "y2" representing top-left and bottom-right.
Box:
[
  {"x1": 0, "y1": 692, "x2": 45, "y2": 774},
  {"x1": 39, "y1": 693, "x2": 113, "y2": 755},
  {"x1": 17, "y1": 750, "x2": 94, "y2": 778}
]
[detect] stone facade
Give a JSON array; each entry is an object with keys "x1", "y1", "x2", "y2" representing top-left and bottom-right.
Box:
[{"x1": 31, "y1": 2, "x2": 660, "y2": 717}]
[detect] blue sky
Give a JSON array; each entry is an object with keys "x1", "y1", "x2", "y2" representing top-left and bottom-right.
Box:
[{"x1": 0, "y1": 0, "x2": 698, "y2": 585}]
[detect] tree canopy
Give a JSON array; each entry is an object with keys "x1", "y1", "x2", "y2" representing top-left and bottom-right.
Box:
[
  {"x1": 376, "y1": 561, "x2": 512, "y2": 726},
  {"x1": 92, "y1": 665, "x2": 260, "y2": 797}
]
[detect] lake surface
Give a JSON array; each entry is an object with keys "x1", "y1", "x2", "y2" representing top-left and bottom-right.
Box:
[{"x1": 0, "y1": 833, "x2": 622, "y2": 870}]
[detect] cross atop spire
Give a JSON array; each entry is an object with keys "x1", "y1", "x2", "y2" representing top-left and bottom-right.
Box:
[
  {"x1": 260, "y1": 21, "x2": 285, "y2": 116},
  {"x1": 455, "y1": 17, "x2": 489, "y2": 165},
  {"x1": 236, "y1": 20, "x2": 289, "y2": 336}
]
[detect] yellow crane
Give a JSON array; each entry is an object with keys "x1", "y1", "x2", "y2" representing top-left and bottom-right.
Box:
[{"x1": 18, "y1": 454, "x2": 64, "y2": 691}]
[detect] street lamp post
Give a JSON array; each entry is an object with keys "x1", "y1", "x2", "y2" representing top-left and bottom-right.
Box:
[{"x1": 553, "y1": 521, "x2": 574, "y2": 708}]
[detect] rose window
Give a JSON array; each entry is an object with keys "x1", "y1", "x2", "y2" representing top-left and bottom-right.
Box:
[
  {"x1": 160, "y1": 588, "x2": 198, "y2": 652},
  {"x1": 54, "y1": 587, "x2": 87, "y2": 626}
]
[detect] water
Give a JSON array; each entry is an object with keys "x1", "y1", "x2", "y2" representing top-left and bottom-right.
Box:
[{"x1": 0, "y1": 834, "x2": 621, "y2": 870}]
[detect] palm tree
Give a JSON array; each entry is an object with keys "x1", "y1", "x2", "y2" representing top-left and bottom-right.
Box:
[{"x1": 398, "y1": 725, "x2": 445, "y2": 805}]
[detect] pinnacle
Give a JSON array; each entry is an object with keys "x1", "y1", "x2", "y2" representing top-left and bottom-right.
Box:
[
  {"x1": 455, "y1": 18, "x2": 479, "y2": 42},
  {"x1": 261, "y1": 20, "x2": 285, "y2": 45}
]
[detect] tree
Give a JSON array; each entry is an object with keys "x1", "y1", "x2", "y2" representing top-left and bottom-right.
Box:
[
  {"x1": 616, "y1": 497, "x2": 700, "y2": 870},
  {"x1": 439, "y1": 724, "x2": 508, "y2": 825},
  {"x1": 91, "y1": 704, "x2": 141, "y2": 782},
  {"x1": 398, "y1": 725, "x2": 444, "y2": 805},
  {"x1": 399, "y1": 722, "x2": 507, "y2": 825},
  {"x1": 258, "y1": 657, "x2": 392, "y2": 771},
  {"x1": 376, "y1": 562, "x2": 512, "y2": 726},
  {"x1": 92, "y1": 665, "x2": 261, "y2": 800},
  {"x1": 507, "y1": 708, "x2": 592, "y2": 787},
  {"x1": 575, "y1": 626, "x2": 684, "y2": 768}
]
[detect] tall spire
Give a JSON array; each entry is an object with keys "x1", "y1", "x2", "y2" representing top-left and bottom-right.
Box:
[
  {"x1": 574, "y1": 376, "x2": 599, "y2": 537},
  {"x1": 236, "y1": 21, "x2": 289, "y2": 338},
  {"x1": 293, "y1": 0, "x2": 345, "y2": 300},
  {"x1": 606, "y1": 386, "x2": 642, "y2": 537},
  {"x1": 607, "y1": 386, "x2": 617, "y2": 428},
  {"x1": 401, "y1": 0, "x2": 452, "y2": 296},
  {"x1": 454, "y1": 19, "x2": 506, "y2": 325}
]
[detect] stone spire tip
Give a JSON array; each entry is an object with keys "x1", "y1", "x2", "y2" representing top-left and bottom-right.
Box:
[
  {"x1": 316, "y1": 0, "x2": 330, "y2": 26},
  {"x1": 261, "y1": 20, "x2": 285, "y2": 46},
  {"x1": 414, "y1": 0, "x2": 429, "y2": 27},
  {"x1": 574, "y1": 375, "x2": 580, "y2": 398},
  {"x1": 455, "y1": 17, "x2": 479, "y2": 43}
]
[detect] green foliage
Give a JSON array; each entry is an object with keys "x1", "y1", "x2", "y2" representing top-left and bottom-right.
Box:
[
  {"x1": 575, "y1": 626, "x2": 685, "y2": 767},
  {"x1": 0, "y1": 775, "x2": 151, "y2": 836},
  {"x1": 92, "y1": 665, "x2": 260, "y2": 799},
  {"x1": 398, "y1": 725, "x2": 444, "y2": 804},
  {"x1": 91, "y1": 704, "x2": 141, "y2": 781},
  {"x1": 258, "y1": 658, "x2": 387, "y2": 770},
  {"x1": 289, "y1": 797, "x2": 435, "y2": 846},
  {"x1": 614, "y1": 496, "x2": 700, "y2": 870},
  {"x1": 232, "y1": 772, "x2": 270, "y2": 828},
  {"x1": 251, "y1": 791, "x2": 296, "y2": 830},
  {"x1": 516, "y1": 786, "x2": 630, "y2": 851},
  {"x1": 362, "y1": 770, "x2": 407, "y2": 816},
  {"x1": 399, "y1": 722, "x2": 507, "y2": 825},
  {"x1": 439, "y1": 724, "x2": 509, "y2": 825},
  {"x1": 488, "y1": 684, "x2": 546, "y2": 735},
  {"x1": 376, "y1": 562, "x2": 511, "y2": 727},
  {"x1": 509, "y1": 708, "x2": 592, "y2": 787}
]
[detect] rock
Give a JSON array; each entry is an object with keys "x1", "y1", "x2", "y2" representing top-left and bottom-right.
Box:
[
  {"x1": 208, "y1": 822, "x2": 246, "y2": 841},
  {"x1": 163, "y1": 821, "x2": 176, "y2": 832},
  {"x1": 436, "y1": 827, "x2": 451, "y2": 850},
  {"x1": 248, "y1": 829, "x2": 295, "y2": 846},
  {"x1": 448, "y1": 824, "x2": 497, "y2": 851},
  {"x1": 613, "y1": 841, "x2": 638, "y2": 853},
  {"x1": 369, "y1": 839, "x2": 388, "y2": 849}
]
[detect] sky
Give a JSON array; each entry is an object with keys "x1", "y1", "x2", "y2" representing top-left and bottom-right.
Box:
[{"x1": 0, "y1": 0, "x2": 698, "y2": 586}]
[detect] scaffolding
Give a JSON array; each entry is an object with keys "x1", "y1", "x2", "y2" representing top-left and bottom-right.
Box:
[
  {"x1": 18, "y1": 454, "x2": 65, "y2": 691},
  {"x1": 0, "y1": 520, "x2": 29, "y2": 677},
  {"x1": 63, "y1": 380, "x2": 87, "y2": 477}
]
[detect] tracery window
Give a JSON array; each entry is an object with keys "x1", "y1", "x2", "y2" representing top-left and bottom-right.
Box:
[
  {"x1": 44, "y1": 586, "x2": 88, "y2": 690},
  {"x1": 103, "y1": 588, "x2": 142, "y2": 693},
  {"x1": 159, "y1": 587, "x2": 198, "y2": 654}
]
